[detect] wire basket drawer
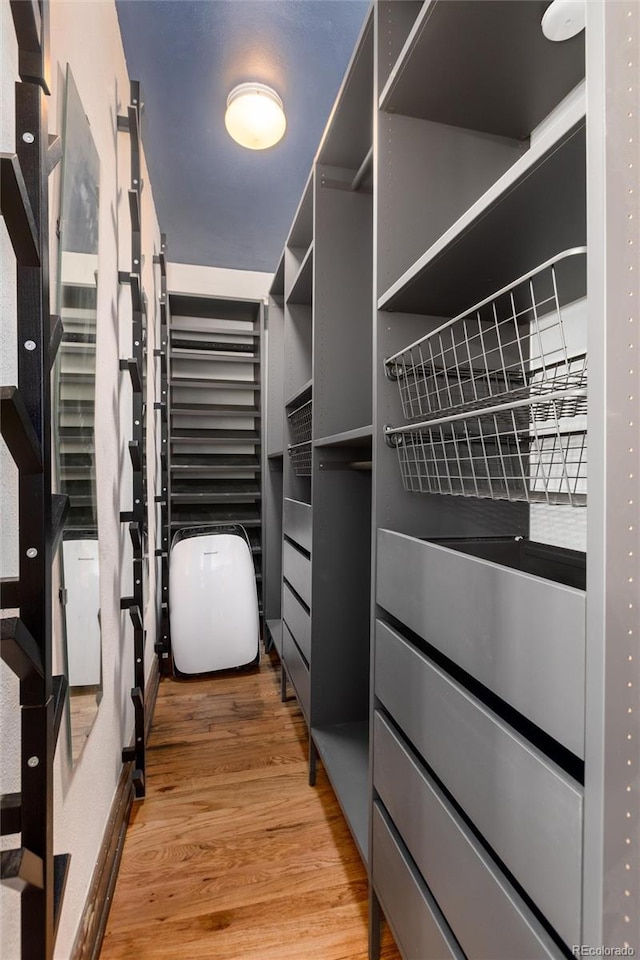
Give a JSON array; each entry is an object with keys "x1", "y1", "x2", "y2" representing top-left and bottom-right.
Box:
[
  {"x1": 288, "y1": 442, "x2": 312, "y2": 477},
  {"x1": 387, "y1": 395, "x2": 587, "y2": 507},
  {"x1": 384, "y1": 248, "x2": 587, "y2": 422},
  {"x1": 287, "y1": 397, "x2": 312, "y2": 477},
  {"x1": 287, "y1": 399, "x2": 312, "y2": 445}
]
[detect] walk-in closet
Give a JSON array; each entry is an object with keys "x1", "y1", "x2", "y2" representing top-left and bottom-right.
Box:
[{"x1": 1, "y1": 2, "x2": 638, "y2": 959}]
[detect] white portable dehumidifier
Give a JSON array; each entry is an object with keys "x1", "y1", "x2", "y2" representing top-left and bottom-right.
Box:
[{"x1": 169, "y1": 524, "x2": 260, "y2": 675}]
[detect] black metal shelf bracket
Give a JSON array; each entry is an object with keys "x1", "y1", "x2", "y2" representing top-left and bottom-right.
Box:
[
  {"x1": 1, "y1": 793, "x2": 22, "y2": 837},
  {"x1": 152, "y1": 231, "x2": 172, "y2": 674},
  {"x1": 0, "y1": 152, "x2": 39, "y2": 265},
  {"x1": 119, "y1": 356, "x2": 142, "y2": 393},
  {"x1": 3, "y1": 4, "x2": 73, "y2": 952},
  {"x1": 0, "y1": 386, "x2": 43, "y2": 473},
  {"x1": 129, "y1": 522, "x2": 142, "y2": 554},
  {"x1": 1, "y1": 617, "x2": 44, "y2": 684}
]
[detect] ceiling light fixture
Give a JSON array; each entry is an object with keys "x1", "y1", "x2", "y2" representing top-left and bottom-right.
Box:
[
  {"x1": 225, "y1": 82, "x2": 286, "y2": 150},
  {"x1": 541, "y1": 0, "x2": 585, "y2": 42}
]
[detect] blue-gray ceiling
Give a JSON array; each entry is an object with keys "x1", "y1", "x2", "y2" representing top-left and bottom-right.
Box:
[{"x1": 116, "y1": 0, "x2": 370, "y2": 273}]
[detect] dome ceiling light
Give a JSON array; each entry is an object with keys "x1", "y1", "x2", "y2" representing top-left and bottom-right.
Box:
[{"x1": 224, "y1": 82, "x2": 286, "y2": 150}]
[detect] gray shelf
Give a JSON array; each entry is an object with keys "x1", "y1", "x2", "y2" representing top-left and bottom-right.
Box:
[
  {"x1": 286, "y1": 242, "x2": 313, "y2": 306},
  {"x1": 312, "y1": 721, "x2": 370, "y2": 864},
  {"x1": 266, "y1": 618, "x2": 283, "y2": 657},
  {"x1": 314, "y1": 425, "x2": 372, "y2": 449},
  {"x1": 380, "y1": 0, "x2": 585, "y2": 139},
  {"x1": 317, "y1": 10, "x2": 373, "y2": 170},
  {"x1": 379, "y1": 109, "x2": 586, "y2": 317}
]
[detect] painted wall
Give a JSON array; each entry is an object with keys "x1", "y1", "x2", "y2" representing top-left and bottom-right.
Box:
[
  {"x1": 0, "y1": 2, "x2": 161, "y2": 957},
  {"x1": 167, "y1": 261, "x2": 272, "y2": 303}
]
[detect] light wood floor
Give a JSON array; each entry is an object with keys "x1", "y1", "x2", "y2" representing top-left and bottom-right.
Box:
[{"x1": 100, "y1": 649, "x2": 401, "y2": 960}]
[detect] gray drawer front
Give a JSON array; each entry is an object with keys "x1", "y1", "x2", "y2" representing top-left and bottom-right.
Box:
[
  {"x1": 284, "y1": 498, "x2": 312, "y2": 553},
  {"x1": 372, "y1": 803, "x2": 463, "y2": 960},
  {"x1": 283, "y1": 540, "x2": 311, "y2": 608},
  {"x1": 376, "y1": 528, "x2": 586, "y2": 757},
  {"x1": 283, "y1": 583, "x2": 311, "y2": 664},
  {"x1": 283, "y1": 622, "x2": 310, "y2": 722},
  {"x1": 374, "y1": 712, "x2": 563, "y2": 960},
  {"x1": 374, "y1": 619, "x2": 582, "y2": 947}
]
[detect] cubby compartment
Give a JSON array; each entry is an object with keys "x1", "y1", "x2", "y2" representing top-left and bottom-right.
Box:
[
  {"x1": 374, "y1": 618, "x2": 583, "y2": 947},
  {"x1": 284, "y1": 173, "x2": 314, "y2": 302},
  {"x1": 376, "y1": 0, "x2": 586, "y2": 313},
  {"x1": 380, "y1": 1, "x2": 584, "y2": 136},
  {"x1": 313, "y1": 165, "x2": 373, "y2": 442},
  {"x1": 317, "y1": 10, "x2": 373, "y2": 172},
  {"x1": 310, "y1": 438, "x2": 372, "y2": 860}
]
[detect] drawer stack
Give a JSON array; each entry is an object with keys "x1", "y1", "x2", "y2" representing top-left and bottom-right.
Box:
[
  {"x1": 282, "y1": 498, "x2": 312, "y2": 718},
  {"x1": 372, "y1": 530, "x2": 586, "y2": 958}
]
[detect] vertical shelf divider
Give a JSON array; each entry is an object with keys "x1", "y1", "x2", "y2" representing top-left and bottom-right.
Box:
[{"x1": 117, "y1": 80, "x2": 147, "y2": 798}]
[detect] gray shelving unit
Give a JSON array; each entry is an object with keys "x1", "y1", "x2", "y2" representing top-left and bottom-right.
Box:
[
  {"x1": 263, "y1": 2, "x2": 639, "y2": 957},
  {"x1": 369, "y1": 3, "x2": 638, "y2": 960},
  {"x1": 166, "y1": 293, "x2": 265, "y2": 625},
  {"x1": 264, "y1": 256, "x2": 285, "y2": 652}
]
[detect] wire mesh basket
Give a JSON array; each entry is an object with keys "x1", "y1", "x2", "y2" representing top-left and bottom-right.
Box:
[
  {"x1": 384, "y1": 248, "x2": 587, "y2": 422},
  {"x1": 287, "y1": 399, "x2": 312, "y2": 445},
  {"x1": 385, "y1": 392, "x2": 587, "y2": 506},
  {"x1": 288, "y1": 441, "x2": 312, "y2": 477}
]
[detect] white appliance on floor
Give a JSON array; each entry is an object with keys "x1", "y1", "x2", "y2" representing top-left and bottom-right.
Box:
[
  {"x1": 169, "y1": 525, "x2": 260, "y2": 674},
  {"x1": 62, "y1": 538, "x2": 102, "y2": 687}
]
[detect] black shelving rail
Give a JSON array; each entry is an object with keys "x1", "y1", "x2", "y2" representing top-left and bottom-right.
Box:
[
  {"x1": 153, "y1": 234, "x2": 172, "y2": 673},
  {"x1": 117, "y1": 80, "x2": 147, "y2": 798},
  {"x1": 0, "y1": 2, "x2": 72, "y2": 957}
]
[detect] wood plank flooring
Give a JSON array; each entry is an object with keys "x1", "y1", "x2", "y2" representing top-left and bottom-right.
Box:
[{"x1": 100, "y1": 649, "x2": 401, "y2": 960}]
